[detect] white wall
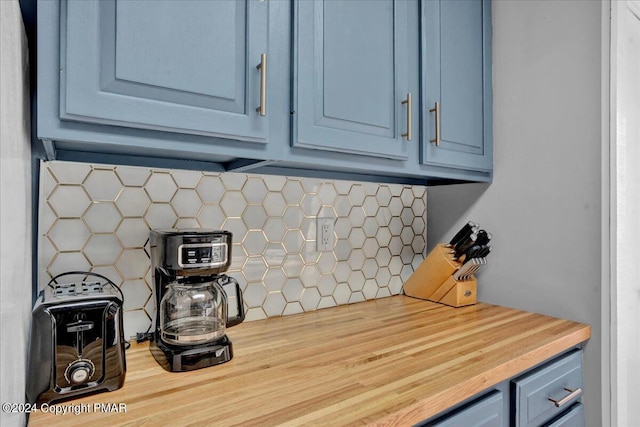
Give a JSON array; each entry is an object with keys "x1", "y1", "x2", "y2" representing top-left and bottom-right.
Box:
[
  {"x1": 0, "y1": 1, "x2": 33, "y2": 426},
  {"x1": 427, "y1": 1, "x2": 603, "y2": 424},
  {"x1": 611, "y1": 1, "x2": 640, "y2": 425}
]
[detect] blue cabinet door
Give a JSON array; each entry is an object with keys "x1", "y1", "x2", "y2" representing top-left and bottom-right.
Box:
[
  {"x1": 421, "y1": 0, "x2": 492, "y2": 172},
  {"x1": 292, "y1": 0, "x2": 413, "y2": 160},
  {"x1": 420, "y1": 390, "x2": 504, "y2": 427},
  {"x1": 512, "y1": 350, "x2": 583, "y2": 427},
  {"x1": 61, "y1": 0, "x2": 268, "y2": 143}
]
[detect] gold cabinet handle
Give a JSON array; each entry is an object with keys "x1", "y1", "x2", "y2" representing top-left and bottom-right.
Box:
[
  {"x1": 429, "y1": 101, "x2": 440, "y2": 146},
  {"x1": 401, "y1": 93, "x2": 412, "y2": 141},
  {"x1": 256, "y1": 53, "x2": 267, "y2": 116},
  {"x1": 548, "y1": 387, "x2": 582, "y2": 408}
]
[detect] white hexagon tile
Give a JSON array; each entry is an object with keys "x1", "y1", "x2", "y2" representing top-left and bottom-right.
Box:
[{"x1": 39, "y1": 161, "x2": 427, "y2": 338}]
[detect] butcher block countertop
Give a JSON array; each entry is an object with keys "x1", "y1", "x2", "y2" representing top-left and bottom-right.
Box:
[{"x1": 28, "y1": 296, "x2": 590, "y2": 427}]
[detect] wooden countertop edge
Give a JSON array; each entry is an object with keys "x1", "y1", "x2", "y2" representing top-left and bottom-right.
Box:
[{"x1": 371, "y1": 324, "x2": 592, "y2": 426}]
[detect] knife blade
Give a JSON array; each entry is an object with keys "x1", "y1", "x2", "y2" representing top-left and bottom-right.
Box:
[{"x1": 448, "y1": 221, "x2": 477, "y2": 247}]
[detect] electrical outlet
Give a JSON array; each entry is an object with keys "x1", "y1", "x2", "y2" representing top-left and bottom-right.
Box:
[{"x1": 316, "y1": 217, "x2": 334, "y2": 252}]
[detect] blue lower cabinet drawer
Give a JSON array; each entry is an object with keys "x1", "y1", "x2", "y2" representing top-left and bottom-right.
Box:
[
  {"x1": 542, "y1": 403, "x2": 585, "y2": 427},
  {"x1": 512, "y1": 349, "x2": 583, "y2": 427},
  {"x1": 420, "y1": 390, "x2": 503, "y2": 427}
]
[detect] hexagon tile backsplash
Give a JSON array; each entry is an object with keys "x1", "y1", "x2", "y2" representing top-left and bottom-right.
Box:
[{"x1": 38, "y1": 160, "x2": 427, "y2": 338}]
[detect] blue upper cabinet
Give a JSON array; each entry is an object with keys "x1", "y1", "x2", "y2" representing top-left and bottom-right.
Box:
[
  {"x1": 61, "y1": 0, "x2": 268, "y2": 143},
  {"x1": 37, "y1": 0, "x2": 492, "y2": 184},
  {"x1": 292, "y1": 0, "x2": 414, "y2": 160},
  {"x1": 421, "y1": 0, "x2": 493, "y2": 173}
]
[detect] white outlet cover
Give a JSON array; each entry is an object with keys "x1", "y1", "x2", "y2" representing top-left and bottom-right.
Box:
[{"x1": 316, "y1": 217, "x2": 334, "y2": 252}]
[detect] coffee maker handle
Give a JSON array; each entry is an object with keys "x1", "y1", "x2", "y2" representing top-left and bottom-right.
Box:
[{"x1": 227, "y1": 281, "x2": 245, "y2": 327}]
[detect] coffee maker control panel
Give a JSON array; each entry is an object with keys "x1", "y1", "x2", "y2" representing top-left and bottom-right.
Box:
[{"x1": 178, "y1": 243, "x2": 228, "y2": 268}]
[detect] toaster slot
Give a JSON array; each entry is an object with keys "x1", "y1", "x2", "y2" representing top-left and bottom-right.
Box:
[{"x1": 53, "y1": 281, "x2": 104, "y2": 296}]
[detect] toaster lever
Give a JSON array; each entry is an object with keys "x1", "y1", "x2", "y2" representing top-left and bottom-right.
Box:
[{"x1": 66, "y1": 320, "x2": 94, "y2": 333}]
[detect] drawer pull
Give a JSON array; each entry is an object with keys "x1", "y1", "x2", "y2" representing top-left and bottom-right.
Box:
[{"x1": 548, "y1": 387, "x2": 582, "y2": 408}]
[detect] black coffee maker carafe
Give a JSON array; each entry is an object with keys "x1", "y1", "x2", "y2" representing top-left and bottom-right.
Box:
[{"x1": 149, "y1": 229, "x2": 245, "y2": 372}]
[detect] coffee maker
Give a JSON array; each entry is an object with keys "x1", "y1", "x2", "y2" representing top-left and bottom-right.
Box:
[{"x1": 149, "y1": 229, "x2": 245, "y2": 372}]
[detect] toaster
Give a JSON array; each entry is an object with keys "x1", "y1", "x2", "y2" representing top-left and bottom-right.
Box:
[{"x1": 26, "y1": 280, "x2": 126, "y2": 405}]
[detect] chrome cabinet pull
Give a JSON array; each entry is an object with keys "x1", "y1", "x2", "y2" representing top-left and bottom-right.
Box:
[
  {"x1": 548, "y1": 387, "x2": 582, "y2": 408},
  {"x1": 401, "y1": 93, "x2": 412, "y2": 141},
  {"x1": 429, "y1": 101, "x2": 440, "y2": 146},
  {"x1": 256, "y1": 53, "x2": 267, "y2": 116}
]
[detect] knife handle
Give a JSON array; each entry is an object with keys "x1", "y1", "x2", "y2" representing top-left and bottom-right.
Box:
[
  {"x1": 453, "y1": 230, "x2": 474, "y2": 254},
  {"x1": 462, "y1": 245, "x2": 482, "y2": 264},
  {"x1": 475, "y1": 230, "x2": 491, "y2": 246},
  {"x1": 455, "y1": 233, "x2": 477, "y2": 256},
  {"x1": 449, "y1": 221, "x2": 475, "y2": 246},
  {"x1": 478, "y1": 245, "x2": 492, "y2": 258}
]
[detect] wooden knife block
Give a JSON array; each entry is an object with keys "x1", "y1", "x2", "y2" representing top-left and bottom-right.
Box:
[{"x1": 403, "y1": 244, "x2": 477, "y2": 307}]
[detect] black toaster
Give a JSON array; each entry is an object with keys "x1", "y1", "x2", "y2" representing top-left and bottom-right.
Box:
[{"x1": 26, "y1": 279, "x2": 126, "y2": 405}]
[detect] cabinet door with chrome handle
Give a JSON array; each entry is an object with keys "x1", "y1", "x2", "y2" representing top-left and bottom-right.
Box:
[
  {"x1": 420, "y1": 0, "x2": 492, "y2": 175},
  {"x1": 60, "y1": 0, "x2": 269, "y2": 144},
  {"x1": 512, "y1": 349, "x2": 584, "y2": 427},
  {"x1": 293, "y1": 0, "x2": 414, "y2": 160}
]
